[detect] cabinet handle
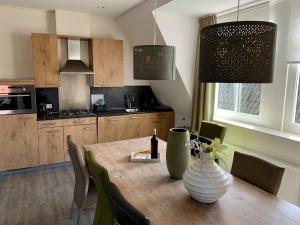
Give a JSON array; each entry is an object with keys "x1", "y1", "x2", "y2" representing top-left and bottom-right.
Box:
[
  {"x1": 43, "y1": 122, "x2": 56, "y2": 126},
  {"x1": 109, "y1": 119, "x2": 120, "y2": 121},
  {"x1": 18, "y1": 116, "x2": 34, "y2": 120},
  {"x1": 47, "y1": 130, "x2": 60, "y2": 133},
  {"x1": 130, "y1": 116, "x2": 138, "y2": 119},
  {"x1": 152, "y1": 120, "x2": 160, "y2": 123},
  {"x1": 83, "y1": 127, "x2": 94, "y2": 130}
]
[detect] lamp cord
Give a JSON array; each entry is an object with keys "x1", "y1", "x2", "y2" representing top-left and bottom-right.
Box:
[
  {"x1": 237, "y1": 0, "x2": 240, "y2": 21},
  {"x1": 153, "y1": 0, "x2": 157, "y2": 45}
]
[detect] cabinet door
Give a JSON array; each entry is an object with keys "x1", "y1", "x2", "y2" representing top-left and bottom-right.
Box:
[
  {"x1": 150, "y1": 118, "x2": 163, "y2": 140},
  {"x1": 63, "y1": 125, "x2": 83, "y2": 161},
  {"x1": 0, "y1": 114, "x2": 38, "y2": 171},
  {"x1": 126, "y1": 114, "x2": 150, "y2": 139},
  {"x1": 150, "y1": 112, "x2": 175, "y2": 141},
  {"x1": 32, "y1": 33, "x2": 59, "y2": 87},
  {"x1": 38, "y1": 127, "x2": 64, "y2": 165},
  {"x1": 98, "y1": 116, "x2": 126, "y2": 142},
  {"x1": 92, "y1": 38, "x2": 123, "y2": 87},
  {"x1": 82, "y1": 124, "x2": 97, "y2": 146}
]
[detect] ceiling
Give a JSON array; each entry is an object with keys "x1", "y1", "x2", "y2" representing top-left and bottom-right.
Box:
[
  {"x1": 0, "y1": 0, "x2": 145, "y2": 18},
  {"x1": 158, "y1": 0, "x2": 268, "y2": 17}
]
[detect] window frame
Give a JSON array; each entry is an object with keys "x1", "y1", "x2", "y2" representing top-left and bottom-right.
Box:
[
  {"x1": 282, "y1": 64, "x2": 300, "y2": 134},
  {"x1": 214, "y1": 83, "x2": 262, "y2": 125}
]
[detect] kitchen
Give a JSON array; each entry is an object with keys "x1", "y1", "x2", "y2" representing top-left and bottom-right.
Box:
[
  {"x1": 2, "y1": 1, "x2": 300, "y2": 225},
  {"x1": 0, "y1": 33, "x2": 175, "y2": 171}
]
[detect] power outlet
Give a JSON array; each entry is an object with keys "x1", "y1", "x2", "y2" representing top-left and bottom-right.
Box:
[{"x1": 46, "y1": 104, "x2": 52, "y2": 109}]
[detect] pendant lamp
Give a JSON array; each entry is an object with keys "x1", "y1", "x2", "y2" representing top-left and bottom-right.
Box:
[
  {"x1": 134, "y1": 0, "x2": 176, "y2": 80},
  {"x1": 199, "y1": 0, "x2": 277, "y2": 83}
]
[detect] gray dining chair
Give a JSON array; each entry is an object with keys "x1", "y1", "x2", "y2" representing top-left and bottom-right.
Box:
[
  {"x1": 67, "y1": 135, "x2": 97, "y2": 225},
  {"x1": 231, "y1": 151, "x2": 285, "y2": 195}
]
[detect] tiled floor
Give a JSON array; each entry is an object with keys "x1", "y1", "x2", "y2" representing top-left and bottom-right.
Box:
[{"x1": 0, "y1": 165, "x2": 94, "y2": 225}]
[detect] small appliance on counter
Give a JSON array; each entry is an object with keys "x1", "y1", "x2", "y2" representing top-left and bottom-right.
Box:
[
  {"x1": 37, "y1": 103, "x2": 50, "y2": 118},
  {"x1": 91, "y1": 94, "x2": 106, "y2": 112}
]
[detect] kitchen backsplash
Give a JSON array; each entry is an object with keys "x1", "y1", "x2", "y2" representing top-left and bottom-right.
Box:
[
  {"x1": 90, "y1": 86, "x2": 159, "y2": 109},
  {"x1": 36, "y1": 88, "x2": 59, "y2": 112},
  {"x1": 36, "y1": 86, "x2": 159, "y2": 111}
]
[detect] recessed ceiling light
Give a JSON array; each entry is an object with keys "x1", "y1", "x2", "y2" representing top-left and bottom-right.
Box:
[{"x1": 97, "y1": 5, "x2": 105, "y2": 9}]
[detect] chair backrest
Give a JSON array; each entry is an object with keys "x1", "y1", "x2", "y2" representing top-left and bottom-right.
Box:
[
  {"x1": 107, "y1": 182, "x2": 150, "y2": 225},
  {"x1": 231, "y1": 151, "x2": 285, "y2": 195},
  {"x1": 85, "y1": 150, "x2": 115, "y2": 225},
  {"x1": 190, "y1": 134, "x2": 212, "y2": 156},
  {"x1": 199, "y1": 120, "x2": 226, "y2": 143},
  {"x1": 67, "y1": 135, "x2": 90, "y2": 209}
]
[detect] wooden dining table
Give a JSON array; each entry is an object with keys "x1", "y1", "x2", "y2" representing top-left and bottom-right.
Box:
[{"x1": 83, "y1": 137, "x2": 300, "y2": 225}]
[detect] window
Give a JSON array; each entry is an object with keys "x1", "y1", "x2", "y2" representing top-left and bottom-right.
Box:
[
  {"x1": 216, "y1": 83, "x2": 261, "y2": 116},
  {"x1": 294, "y1": 75, "x2": 300, "y2": 124}
]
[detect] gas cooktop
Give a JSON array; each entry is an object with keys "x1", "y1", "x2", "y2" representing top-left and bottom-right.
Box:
[{"x1": 59, "y1": 109, "x2": 95, "y2": 118}]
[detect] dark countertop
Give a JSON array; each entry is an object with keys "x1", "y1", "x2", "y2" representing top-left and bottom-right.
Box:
[
  {"x1": 95, "y1": 108, "x2": 174, "y2": 117},
  {"x1": 37, "y1": 113, "x2": 97, "y2": 121},
  {"x1": 37, "y1": 108, "x2": 174, "y2": 121}
]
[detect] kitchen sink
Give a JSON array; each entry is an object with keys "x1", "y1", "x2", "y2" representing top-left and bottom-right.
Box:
[{"x1": 125, "y1": 108, "x2": 140, "y2": 113}]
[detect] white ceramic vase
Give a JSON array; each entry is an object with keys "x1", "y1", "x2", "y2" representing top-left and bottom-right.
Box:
[{"x1": 183, "y1": 152, "x2": 231, "y2": 203}]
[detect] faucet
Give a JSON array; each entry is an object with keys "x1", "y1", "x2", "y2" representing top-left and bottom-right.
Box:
[{"x1": 125, "y1": 94, "x2": 134, "y2": 109}]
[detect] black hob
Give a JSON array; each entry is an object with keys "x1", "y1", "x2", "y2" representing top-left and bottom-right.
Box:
[{"x1": 59, "y1": 109, "x2": 93, "y2": 118}]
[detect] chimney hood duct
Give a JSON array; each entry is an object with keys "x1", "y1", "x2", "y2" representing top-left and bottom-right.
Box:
[{"x1": 59, "y1": 39, "x2": 94, "y2": 75}]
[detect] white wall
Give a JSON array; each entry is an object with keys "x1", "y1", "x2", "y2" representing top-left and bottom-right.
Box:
[
  {"x1": 117, "y1": 0, "x2": 193, "y2": 127},
  {"x1": 287, "y1": 0, "x2": 300, "y2": 62},
  {"x1": 155, "y1": 11, "x2": 198, "y2": 98},
  {"x1": 0, "y1": 6, "x2": 50, "y2": 79},
  {"x1": 0, "y1": 6, "x2": 147, "y2": 86}
]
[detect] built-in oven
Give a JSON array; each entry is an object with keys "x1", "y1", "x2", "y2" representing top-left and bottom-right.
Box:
[{"x1": 0, "y1": 85, "x2": 36, "y2": 115}]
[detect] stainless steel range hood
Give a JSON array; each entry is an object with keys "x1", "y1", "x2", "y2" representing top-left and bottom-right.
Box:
[{"x1": 60, "y1": 40, "x2": 94, "y2": 75}]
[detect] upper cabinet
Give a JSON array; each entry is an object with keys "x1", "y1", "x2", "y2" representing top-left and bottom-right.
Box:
[
  {"x1": 32, "y1": 33, "x2": 59, "y2": 87},
  {"x1": 91, "y1": 38, "x2": 123, "y2": 87}
]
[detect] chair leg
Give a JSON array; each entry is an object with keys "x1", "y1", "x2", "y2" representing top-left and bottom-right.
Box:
[
  {"x1": 69, "y1": 199, "x2": 75, "y2": 219},
  {"x1": 76, "y1": 210, "x2": 81, "y2": 225}
]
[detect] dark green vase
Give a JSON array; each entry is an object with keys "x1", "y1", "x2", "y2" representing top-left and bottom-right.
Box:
[{"x1": 166, "y1": 128, "x2": 190, "y2": 179}]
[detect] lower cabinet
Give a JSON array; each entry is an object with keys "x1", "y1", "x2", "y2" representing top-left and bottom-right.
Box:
[
  {"x1": 38, "y1": 127, "x2": 64, "y2": 165},
  {"x1": 38, "y1": 118, "x2": 97, "y2": 163},
  {"x1": 98, "y1": 115, "x2": 127, "y2": 142},
  {"x1": 125, "y1": 114, "x2": 150, "y2": 139},
  {"x1": 63, "y1": 123, "x2": 97, "y2": 161},
  {"x1": 150, "y1": 112, "x2": 175, "y2": 141},
  {"x1": 0, "y1": 114, "x2": 39, "y2": 171},
  {"x1": 98, "y1": 112, "x2": 174, "y2": 143}
]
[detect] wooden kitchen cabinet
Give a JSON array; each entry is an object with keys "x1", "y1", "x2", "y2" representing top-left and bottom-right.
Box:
[
  {"x1": 98, "y1": 112, "x2": 174, "y2": 143},
  {"x1": 91, "y1": 38, "x2": 123, "y2": 87},
  {"x1": 0, "y1": 114, "x2": 39, "y2": 171},
  {"x1": 150, "y1": 112, "x2": 175, "y2": 141},
  {"x1": 82, "y1": 124, "x2": 98, "y2": 147},
  {"x1": 38, "y1": 127, "x2": 64, "y2": 165},
  {"x1": 98, "y1": 115, "x2": 126, "y2": 142},
  {"x1": 32, "y1": 33, "x2": 59, "y2": 87},
  {"x1": 63, "y1": 121, "x2": 97, "y2": 161},
  {"x1": 125, "y1": 114, "x2": 150, "y2": 139}
]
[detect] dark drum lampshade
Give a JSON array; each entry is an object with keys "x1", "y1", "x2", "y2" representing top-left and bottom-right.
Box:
[
  {"x1": 134, "y1": 45, "x2": 176, "y2": 80},
  {"x1": 199, "y1": 21, "x2": 277, "y2": 83}
]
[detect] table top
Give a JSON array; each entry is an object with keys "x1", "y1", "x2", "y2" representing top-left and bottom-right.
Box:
[{"x1": 83, "y1": 137, "x2": 300, "y2": 225}]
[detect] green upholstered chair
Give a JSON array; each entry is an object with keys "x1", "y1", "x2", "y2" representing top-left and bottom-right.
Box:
[
  {"x1": 231, "y1": 151, "x2": 285, "y2": 196},
  {"x1": 199, "y1": 120, "x2": 227, "y2": 143},
  {"x1": 85, "y1": 150, "x2": 116, "y2": 225}
]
